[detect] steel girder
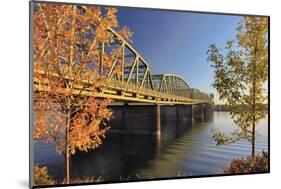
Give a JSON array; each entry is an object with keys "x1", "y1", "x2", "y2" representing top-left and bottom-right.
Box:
[{"x1": 102, "y1": 27, "x2": 154, "y2": 93}]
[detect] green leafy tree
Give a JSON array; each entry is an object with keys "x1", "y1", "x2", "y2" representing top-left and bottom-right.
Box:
[{"x1": 207, "y1": 17, "x2": 268, "y2": 158}]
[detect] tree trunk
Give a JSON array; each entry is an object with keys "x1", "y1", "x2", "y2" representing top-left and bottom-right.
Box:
[
  {"x1": 252, "y1": 120, "x2": 256, "y2": 158},
  {"x1": 251, "y1": 38, "x2": 257, "y2": 159},
  {"x1": 65, "y1": 110, "x2": 71, "y2": 184}
]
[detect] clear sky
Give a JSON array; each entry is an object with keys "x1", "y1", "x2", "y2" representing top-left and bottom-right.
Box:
[{"x1": 116, "y1": 7, "x2": 242, "y2": 104}]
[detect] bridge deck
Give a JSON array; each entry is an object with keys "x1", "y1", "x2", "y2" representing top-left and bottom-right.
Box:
[{"x1": 33, "y1": 69, "x2": 211, "y2": 105}]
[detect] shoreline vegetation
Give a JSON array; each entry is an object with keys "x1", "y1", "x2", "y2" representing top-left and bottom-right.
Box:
[
  {"x1": 34, "y1": 164, "x2": 103, "y2": 186},
  {"x1": 225, "y1": 151, "x2": 269, "y2": 174}
]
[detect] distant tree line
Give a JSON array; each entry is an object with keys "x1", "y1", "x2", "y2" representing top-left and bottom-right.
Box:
[
  {"x1": 214, "y1": 104, "x2": 230, "y2": 111},
  {"x1": 214, "y1": 104, "x2": 268, "y2": 112}
]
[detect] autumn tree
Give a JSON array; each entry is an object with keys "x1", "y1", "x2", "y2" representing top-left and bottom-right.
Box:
[
  {"x1": 33, "y1": 3, "x2": 132, "y2": 184},
  {"x1": 34, "y1": 164, "x2": 55, "y2": 186},
  {"x1": 207, "y1": 17, "x2": 268, "y2": 158}
]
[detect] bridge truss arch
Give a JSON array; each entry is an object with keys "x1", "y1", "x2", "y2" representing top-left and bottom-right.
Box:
[
  {"x1": 101, "y1": 27, "x2": 154, "y2": 92},
  {"x1": 152, "y1": 74, "x2": 191, "y2": 98}
]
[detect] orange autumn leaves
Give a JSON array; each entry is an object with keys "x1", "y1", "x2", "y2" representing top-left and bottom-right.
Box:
[
  {"x1": 68, "y1": 98, "x2": 112, "y2": 154},
  {"x1": 33, "y1": 3, "x2": 132, "y2": 157},
  {"x1": 34, "y1": 164, "x2": 55, "y2": 185},
  {"x1": 34, "y1": 4, "x2": 132, "y2": 77}
]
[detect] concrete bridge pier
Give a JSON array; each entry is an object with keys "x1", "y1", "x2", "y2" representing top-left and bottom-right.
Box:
[
  {"x1": 155, "y1": 104, "x2": 161, "y2": 136},
  {"x1": 191, "y1": 105, "x2": 195, "y2": 124},
  {"x1": 109, "y1": 104, "x2": 161, "y2": 136},
  {"x1": 121, "y1": 103, "x2": 129, "y2": 132},
  {"x1": 175, "y1": 104, "x2": 195, "y2": 124},
  {"x1": 204, "y1": 104, "x2": 210, "y2": 121},
  {"x1": 201, "y1": 104, "x2": 205, "y2": 122},
  {"x1": 193, "y1": 104, "x2": 204, "y2": 122},
  {"x1": 202, "y1": 104, "x2": 213, "y2": 122},
  {"x1": 197, "y1": 103, "x2": 214, "y2": 122},
  {"x1": 109, "y1": 103, "x2": 213, "y2": 135},
  {"x1": 176, "y1": 105, "x2": 188, "y2": 122}
]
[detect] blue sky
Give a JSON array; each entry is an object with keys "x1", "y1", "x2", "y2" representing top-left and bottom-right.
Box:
[{"x1": 116, "y1": 7, "x2": 242, "y2": 104}]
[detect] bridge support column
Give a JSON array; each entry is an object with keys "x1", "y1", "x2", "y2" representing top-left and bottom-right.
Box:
[
  {"x1": 109, "y1": 104, "x2": 162, "y2": 135},
  {"x1": 201, "y1": 104, "x2": 205, "y2": 122},
  {"x1": 122, "y1": 103, "x2": 129, "y2": 131},
  {"x1": 175, "y1": 104, "x2": 195, "y2": 124},
  {"x1": 176, "y1": 105, "x2": 189, "y2": 123},
  {"x1": 205, "y1": 104, "x2": 214, "y2": 122},
  {"x1": 155, "y1": 104, "x2": 161, "y2": 136},
  {"x1": 191, "y1": 105, "x2": 195, "y2": 124}
]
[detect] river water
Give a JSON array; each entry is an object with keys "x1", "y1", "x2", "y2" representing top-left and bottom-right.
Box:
[{"x1": 34, "y1": 111, "x2": 268, "y2": 181}]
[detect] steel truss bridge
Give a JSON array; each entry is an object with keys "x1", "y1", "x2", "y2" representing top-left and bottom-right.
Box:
[{"x1": 34, "y1": 27, "x2": 213, "y2": 105}]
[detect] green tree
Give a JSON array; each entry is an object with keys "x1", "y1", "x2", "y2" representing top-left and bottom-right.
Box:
[{"x1": 207, "y1": 16, "x2": 268, "y2": 158}]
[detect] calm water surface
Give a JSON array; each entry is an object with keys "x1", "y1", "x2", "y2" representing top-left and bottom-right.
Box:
[{"x1": 34, "y1": 112, "x2": 268, "y2": 181}]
